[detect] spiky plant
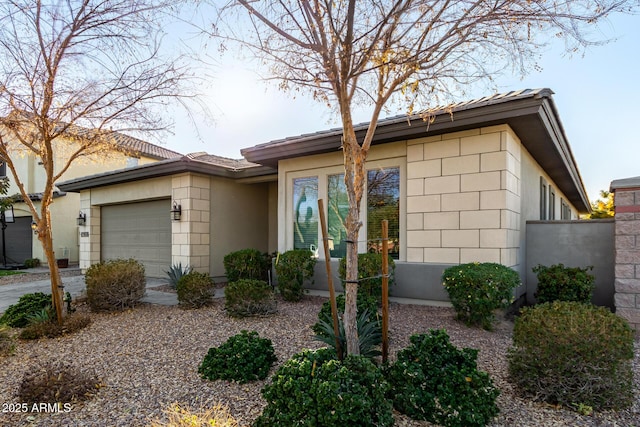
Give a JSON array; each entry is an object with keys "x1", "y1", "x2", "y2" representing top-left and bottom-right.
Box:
[{"x1": 166, "y1": 262, "x2": 194, "y2": 289}]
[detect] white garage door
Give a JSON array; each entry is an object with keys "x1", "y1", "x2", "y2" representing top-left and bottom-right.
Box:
[{"x1": 101, "y1": 199, "x2": 171, "y2": 278}]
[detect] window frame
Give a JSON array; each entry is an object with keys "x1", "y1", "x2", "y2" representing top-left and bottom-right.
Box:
[
  {"x1": 540, "y1": 177, "x2": 548, "y2": 220},
  {"x1": 285, "y1": 158, "x2": 405, "y2": 260}
]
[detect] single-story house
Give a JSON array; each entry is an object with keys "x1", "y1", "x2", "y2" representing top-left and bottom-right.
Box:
[{"x1": 58, "y1": 88, "x2": 590, "y2": 301}]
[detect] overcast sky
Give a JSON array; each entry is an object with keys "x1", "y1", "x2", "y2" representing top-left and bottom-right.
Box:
[{"x1": 162, "y1": 11, "x2": 640, "y2": 205}]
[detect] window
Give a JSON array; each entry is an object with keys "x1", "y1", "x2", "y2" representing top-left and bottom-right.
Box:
[
  {"x1": 561, "y1": 199, "x2": 571, "y2": 220},
  {"x1": 540, "y1": 177, "x2": 547, "y2": 220},
  {"x1": 549, "y1": 188, "x2": 556, "y2": 220},
  {"x1": 293, "y1": 177, "x2": 318, "y2": 251},
  {"x1": 0, "y1": 161, "x2": 6, "y2": 177},
  {"x1": 327, "y1": 174, "x2": 348, "y2": 258},
  {"x1": 367, "y1": 167, "x2": 400, "y2": 259}
]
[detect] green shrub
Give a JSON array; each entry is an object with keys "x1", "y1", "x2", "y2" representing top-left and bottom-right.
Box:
[
  {"x1": 507, "y1": 301, "x2": 635, "y2": 411},
  {"x1": 0, "y1": 292, "x2": 52, "y2": 328},
  {"x1": 176, "y1": 272, "x2": 215, "y2": 309},
  {"x1": 24, "y1": 258, "x2": 41, "y2": 268},
  {"x1": 223, "y1": 249, "x2": 271, "y2": 283},
  {"x1": 274, "y1": 249, "x2": 316, "y2": 301},
  {"x1": 532, "y1": 263, "x2": 595, "y2": 304},
  {"x1": 198, "y1": 330, "x2": 276, "y2": 383},
  {"x1": 166, "y1": 262, "x2": 194, "y2": 289},
  {"x1": 386, "y1": 329, "x2": 500, "y2": 427},
  {"x1": 0, "y1": 325, "x2": 15, "y2": 357},
  {"x1": 255, "y1": 348, "x2": 393, "y2": 427},
  {"x1": 18, "y1": 360, "x2": 101, "y2": 405},
  {"x1": 442, "y1": 262, "x2": 519, "y2": 330},
  {"x1": 312, "y1": 294, "x2": 381, "y2": 358},
  {"x1": 224, "y1": 279, "x2": 277, "y2": 317},
  {"x1": 85, "y1": 258, "x2": 146, "y2": 311},
  {"x1": 339, "y1": 253, "x2": 395, "y2": 303},
  {"x1": 19, "y1": 312, "x2": 92, "y2": 340}
]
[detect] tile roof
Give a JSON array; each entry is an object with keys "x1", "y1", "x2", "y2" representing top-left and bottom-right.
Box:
[
  {"x1": 186, "y1": 152, "x2": 260, "y2": 170},
  {"x1": 111, "y1": 132, "x2": 182, "y2": 160}
]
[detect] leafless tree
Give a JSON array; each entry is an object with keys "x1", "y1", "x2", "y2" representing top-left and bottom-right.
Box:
[
  {"x1": 0, "y1": 0, "x2": 193, "y2": 324},
  {"x1": 211, "y1": 0, "x2": 637, "y2": 355}
]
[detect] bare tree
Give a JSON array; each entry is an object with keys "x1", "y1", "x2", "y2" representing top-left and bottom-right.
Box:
[
  {"x1": 211, "y1": 0, "x2": 637, "y2": 355},
  {"x1": 0, "y1": 0, "x2": 192, "y2": 324}
]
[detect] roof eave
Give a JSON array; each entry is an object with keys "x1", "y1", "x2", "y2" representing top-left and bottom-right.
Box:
[
  {"x1": 242, "y1": 92, "x2": 590, "y2": 213},
  {"x1": 57, "y1": 157, "x2": 276, "y2": 192}
]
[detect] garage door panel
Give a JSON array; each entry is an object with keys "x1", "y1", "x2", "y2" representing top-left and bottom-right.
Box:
[{"x1": 101, "y1": 200, "x2": 171, "y2": 278}]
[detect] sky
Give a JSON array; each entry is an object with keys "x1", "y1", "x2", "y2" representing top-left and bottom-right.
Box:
[{"x1": 162, "y1": 11, "x2": 640, "y2": 206}]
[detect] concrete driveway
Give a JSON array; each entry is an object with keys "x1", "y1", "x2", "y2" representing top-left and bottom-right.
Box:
[{"x1": 0, "y1": 271, "x2": 177, "y2": 314}]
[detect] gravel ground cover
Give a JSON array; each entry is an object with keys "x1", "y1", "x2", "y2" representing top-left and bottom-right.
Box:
[{"x1": 0, "y1": 287, "x2": 638, "y2": 427}]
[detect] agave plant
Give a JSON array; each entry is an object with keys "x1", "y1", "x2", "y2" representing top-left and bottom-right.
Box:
[
  {"x1": 166, "y1": 262, "x2": 194, "y2": 289},
  {"x1": 314, "y1": 307, "x2": 382, "y2": 359},
  {"x1": 27, "y1": 306, "x2": 52, "y2": 325}
]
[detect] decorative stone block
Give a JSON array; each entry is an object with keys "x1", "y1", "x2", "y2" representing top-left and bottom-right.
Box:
[
  {"x1": 615, "y1": 264, "x2": 635, "y2": 279},
  {"x1": 615, "y1": 278, "x2": 640, "y2": 293},
  {"x1": 424, "y1": 248, "x2": 460, "y2": 264},
  {"x1": 615, "y1": 235, "x2": 636, "y2": 250},
  {"x1": 424, "y1": 175, "x2": 460, "y2": 194},
  {"x1": 461, "y1": 171, "x2": 501, "y2": 192},
  {"x1": 423, "y1": 212, "x2": 460, "y2": 230},
  {"x1": 615, "y1": 292, "x2": 637, "y2": 308},
  {"x1": 442, "y1": 154, "x2": 480, "y2": 175},
  {"x1": 442, "y1": 229, "x2": 479, "y2": 248},
  {"x1": 615, "y1": 191, "x2": 636, "y2": 207},
  {"x1": 441, "y1": 192, "x2": 479, "y2": 211},
  {"x1": 407, "y1": 194, "x2": 441, "y2": 213}
]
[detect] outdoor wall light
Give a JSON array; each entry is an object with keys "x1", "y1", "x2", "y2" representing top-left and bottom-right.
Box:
[
  {"x1": 170, "y1": 201, "x2": 182, "y2": 221},
  {"x1": 31, "y1": 220, "x2": 38, "y2": 234},
  {"x1": 77, "y1": 211, "x2": 86, "y2": 226}
]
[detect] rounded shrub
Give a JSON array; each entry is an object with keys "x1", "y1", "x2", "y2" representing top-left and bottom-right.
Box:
[
  {"x1": 224, "y1": 279, "x2": 277, "y2": 317},
  {"x1": 532, "y1": 263, "x2": 595, "y2": 304},
  {"x1": 198, "y1": 330, "x2": 276, "y2": 383},
  {"x1": 176, "y1": 271, "x2": 215, "y2": 309},
  {"x1": 442, "y1": 262, "x2": 519, "y2": 329},
  {"x1": 339, "y1": 253, "x2": 395, "y2": 303},
  {"x1": 255, "y1": 348, "x2": 393, "y2": 427},
  {"x1": 19, "y1": 312, "x2": 92, "y2": 340},
  {"x1": 386, "y1": 329, "x2": 500, "y2": 427},
  {"x1": 85, "y1": 258, "x2": 146, "y2": 311},
  {"x1": 0, "y1": 292, "x2": 51, "y2": 328},
  {"x1": 274, "y1": 249, "x2": 316, "y2": 301},
  {"x1": 507, "y1": 301, "x2": 635, "y2": 411},
  {"x1": 223, "y1": 249, "x2": 271, "y2": 283}
]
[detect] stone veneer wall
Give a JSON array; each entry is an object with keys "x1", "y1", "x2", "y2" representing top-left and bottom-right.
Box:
[
  {"x1": 171, "y1": 173, "x2": 211, "y2": 272},
  {"x1": 406, "y1": 124, "x2": 521, "y2": 267},
  {"x1": 613, "y1": 186, "x2": 640, "y2": 334}
]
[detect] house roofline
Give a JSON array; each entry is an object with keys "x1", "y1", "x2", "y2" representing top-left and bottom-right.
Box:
[
  {"x1": 57, "y1": 156, "x2": 277, "y2": 192},
  {"x1": 241, "y1": 88, "x2": 590, "y2": 213}
]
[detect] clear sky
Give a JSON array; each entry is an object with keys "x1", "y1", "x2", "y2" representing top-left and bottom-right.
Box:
[{"x1": 163, "y1": 12, "x2": 639, "y2": 206}]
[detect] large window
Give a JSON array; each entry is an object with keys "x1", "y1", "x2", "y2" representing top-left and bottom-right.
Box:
[
  {"x1": 327, "y1": 174, "x2": 348, "y2": 258},
  {"x1": 293, "y1": 177, "x2": 318, "y2": 251},
  {"x1": 367, "y1": 167, "x2": 400, "y2": 259},
  {"x1": 290, "y1": 164, "x2": 401, "y2": 259}
]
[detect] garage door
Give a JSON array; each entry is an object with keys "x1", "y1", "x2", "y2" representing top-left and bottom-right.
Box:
[
  {"x1": 3, "y1": 216, "x2": 32, "y2": 265},
  {"x1": 101, "y1": 200, "x2": 171, "y2": 278}
]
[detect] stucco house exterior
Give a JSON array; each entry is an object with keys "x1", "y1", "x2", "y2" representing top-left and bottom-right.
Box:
[
  {"x1": 58, "y1": 89, "x2": 590, "y2": 302},
  {"x1": 1, "y1": 134, "x2": 181, "y2": 266}
]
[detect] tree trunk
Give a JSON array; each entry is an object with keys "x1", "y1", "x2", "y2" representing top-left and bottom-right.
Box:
[
  {"x1": 342, "y1": 129, "x2": 367, "y2": 356},
  {"x1": 36, "y1": 211, "x2": 64, "y2": 325}
]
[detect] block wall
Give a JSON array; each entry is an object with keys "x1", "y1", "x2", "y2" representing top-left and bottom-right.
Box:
[
  {"x1": 613, "y1": 187, "x2": 640, "y2": 334},
  {"x1": 406, "y1": 125, "x2": 521, "y2": 266}
]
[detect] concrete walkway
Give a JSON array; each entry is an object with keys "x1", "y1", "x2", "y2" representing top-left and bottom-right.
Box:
[{"x1": 0, "y1": 268, "x2": 178, "y2": 314}]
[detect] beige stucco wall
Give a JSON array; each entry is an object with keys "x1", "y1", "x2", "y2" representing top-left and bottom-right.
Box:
[{"x1": 209, "y1": 177, "x2": 271, "y2": 279}]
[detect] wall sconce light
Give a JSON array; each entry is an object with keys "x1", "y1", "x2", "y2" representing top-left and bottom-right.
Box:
[
  {"x1": 31, "y1": 220, "x2": 38, "y2": 234},
  {"x1": 170, "y1": 201, "x2": 182, "y2": 221},
  {"x1": 77, "y1": 211, "x2": 86, "y2": 226}
]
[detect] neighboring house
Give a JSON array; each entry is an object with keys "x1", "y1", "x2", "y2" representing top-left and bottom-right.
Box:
[
  {"x1": 58, "y1": 89, "x2": 590, "y2": 302},
  {"x1": 1, "y1": 133, "x2": 182, "y2": 266}
]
